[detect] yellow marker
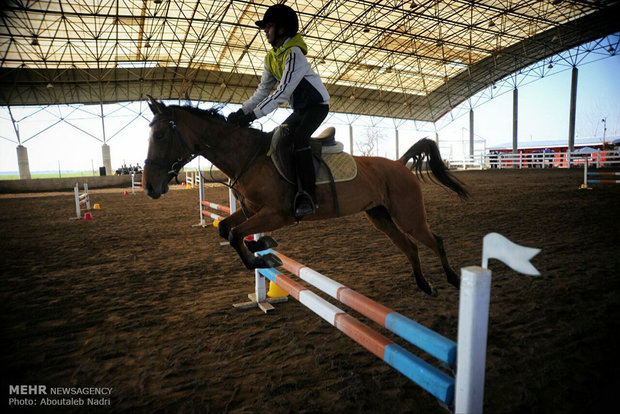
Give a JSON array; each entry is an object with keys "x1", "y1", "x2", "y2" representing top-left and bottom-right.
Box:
[
  {"x1": 93, "y1": 203, "x2": 101, "y2": 210},
  {"x1": 267, "y1": 281, "x2": 289, "y2": 298},
  {"x1": 212, "y1": 219, "x2": 220, "y2": 228}
]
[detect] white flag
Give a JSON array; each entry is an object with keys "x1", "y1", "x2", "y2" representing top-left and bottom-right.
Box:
[{"x1": 482, "y1": 233, "x2": 541, "y2": 276}]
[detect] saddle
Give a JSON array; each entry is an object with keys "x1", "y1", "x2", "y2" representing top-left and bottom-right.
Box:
[{"x1": 269, "y1": 126, "x2": 357, "y2": 186}]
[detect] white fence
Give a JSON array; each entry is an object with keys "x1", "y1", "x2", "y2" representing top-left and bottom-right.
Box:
[{"x1": 444, "y1": 150, "x2": 620, "y2": 170}]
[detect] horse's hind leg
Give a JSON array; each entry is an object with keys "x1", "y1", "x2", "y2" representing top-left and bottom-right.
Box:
[
  {"x1": 431, "y1": 232, "x2": 460, "y2": 288},
  {"x1": 365, "y1": 206, "x2": 437, "y2": 296},
  {"x1": 390, "y1": 207, "x2": 460, "y2": 290},
  {"x1": 382, "y1": 194, "x2": 459, "y2": 288}
]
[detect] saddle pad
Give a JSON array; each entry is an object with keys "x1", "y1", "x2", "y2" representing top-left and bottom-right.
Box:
[{"x1": 271, "y1": 151, "x2": 357, "y2": 185}]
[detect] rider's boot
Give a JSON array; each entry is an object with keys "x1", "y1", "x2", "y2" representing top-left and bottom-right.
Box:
[{"x1": 293, "y1": 147, "x2": 316, "y2": 218}]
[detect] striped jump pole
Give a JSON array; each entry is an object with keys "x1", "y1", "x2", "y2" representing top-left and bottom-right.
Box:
[
  {"x1": 242, "y1": 233, "x2": 540, "y2": 413},
  {"x1": 580, "y1": 163, "x2": 620, "y2": 189},
  {"x1": 131, "y1": 172, "x2": 142, "y2": 194},
  {"x1": 258, "y1": 249, "x2": 457, "y2": 366},
  {"x1": 257, "y1": 265, "x2": 456, "y2": 404},
  {"x1": 587, "y1": 171, "x2": 620, "y2": 184},
  {"x1": 73, "y1": 183, "x2": 90, "y2": 218},
  {"x1": 197, "y1": 172, "x2": 236, "y2": 227}
]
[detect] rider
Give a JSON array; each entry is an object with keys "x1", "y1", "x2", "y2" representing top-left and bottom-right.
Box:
[{"x1": 227, "y1": 4, "x2": 330, "y2": 218}]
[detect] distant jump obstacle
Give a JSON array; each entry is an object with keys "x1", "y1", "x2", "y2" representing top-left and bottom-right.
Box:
[
  {"x1": 73, "y1": 183, "x2": 90, "y2": 219},
  {"x1": 131, "y1": 173, "x2": 142, "y2": 194},
  {"x1": 579, "y1": 161, "x2": 620, "y2": 190},
  {"x1": 196, "y1": 171, "x2": 236, "y2": 227},
  {"x1": 185, "y1": 170, "x2": 201, "y2": 188},
  {"x1": 236, "y1": 233, "x2": 540, "y2": 413}
]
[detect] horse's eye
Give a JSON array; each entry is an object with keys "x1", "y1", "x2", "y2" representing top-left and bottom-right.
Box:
[{"x1": 154, "y1": 131, "x2": 166, "y2": 141}]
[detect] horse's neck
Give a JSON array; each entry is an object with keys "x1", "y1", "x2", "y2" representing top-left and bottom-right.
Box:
[{"x1": 198, "y1": 122, "x2": 268, "y2": 179}]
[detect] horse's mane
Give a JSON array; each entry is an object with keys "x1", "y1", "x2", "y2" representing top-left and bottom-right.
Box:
[
  {"x1": 170, "y1": 104, "x2": 268, "y2": 136},
  {"x1": 170, "y1": 104, "x2": 228, "y2": 123}
]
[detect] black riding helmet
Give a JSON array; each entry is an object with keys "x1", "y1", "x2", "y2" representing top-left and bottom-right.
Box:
[{"x1": 255, "y1": 4, "x2": 299, "y2": 37}]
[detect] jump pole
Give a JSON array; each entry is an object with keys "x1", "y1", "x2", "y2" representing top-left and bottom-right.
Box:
[
  {"x1": 580, "y1": 161, "x2": 620, "y2": 189},
  {"x1": 197, "y1": 172, "x2": 236, "y2": 227},
  {"x1": 239, "y1": 233, "x2": 539, "y2": 412}
]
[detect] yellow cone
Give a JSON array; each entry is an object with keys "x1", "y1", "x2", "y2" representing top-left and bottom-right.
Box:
[
  {"x1": 212, "y1": 219, "x2": 220, "y2": 228},
  {"x1": 93, "y1": 203, "x2": 101, "y2": 210},
  {"x1": 267, "y1": 281, "x2": 289, "y2": 298}
]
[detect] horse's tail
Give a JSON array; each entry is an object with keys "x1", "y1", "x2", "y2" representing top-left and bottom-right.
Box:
[{"x1": 399, "y1": 138, "x2": 469, "y2": 199}]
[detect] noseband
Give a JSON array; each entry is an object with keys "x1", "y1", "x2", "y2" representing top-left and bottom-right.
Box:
[{"x1": 145, "y1": 110, "x2": 198, "y2": 184}]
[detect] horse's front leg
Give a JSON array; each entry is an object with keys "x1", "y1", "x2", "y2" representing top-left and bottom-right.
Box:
[
  {"x1": 227, "y1": 209, "x2": 287, "y2": 269},
  {"x1": 217, "y1": 210, "x2": 246, "y2": 241},
  {"x1": 218, "y1": 210, "x2": 279, "y2": 254}
]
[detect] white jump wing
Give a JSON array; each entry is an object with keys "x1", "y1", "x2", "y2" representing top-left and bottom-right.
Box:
[{"x1": 482, "y1": 233, "x2": 541, "y2": 276}]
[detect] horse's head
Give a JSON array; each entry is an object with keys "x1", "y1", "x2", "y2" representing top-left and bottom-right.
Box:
[{"x1": 143, "y1": 96, "x2": 198, "y2": 198}]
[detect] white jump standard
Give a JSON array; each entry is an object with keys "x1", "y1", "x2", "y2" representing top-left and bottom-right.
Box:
[
  {"x1": 73, "y1": 183, "x2": 90, "y2": 218},
  {"x1": 131, "y1": 172, "x2": 142, "y2": 194}
]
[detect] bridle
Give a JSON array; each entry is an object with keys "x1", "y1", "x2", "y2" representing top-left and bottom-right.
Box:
[
  {"x1": 145, "y1": 106, "x2": 265, "y2": 217},
  {"x1": 144, "y1": 109, "x2": 200, "y2": 184}
]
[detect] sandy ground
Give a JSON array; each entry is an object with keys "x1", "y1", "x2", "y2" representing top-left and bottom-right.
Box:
[{"x1": 1, "y1": 168, "x2": 619, "y2": 414}]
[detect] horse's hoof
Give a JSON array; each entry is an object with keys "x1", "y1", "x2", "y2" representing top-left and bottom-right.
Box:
[
  {"x1": 245, "y1": 236, "x2": 278, "y2": 253},
  {"x1": 257, "y1": 253, "x2": 283, "y2": 268}
]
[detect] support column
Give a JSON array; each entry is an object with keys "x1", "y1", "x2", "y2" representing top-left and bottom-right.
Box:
[
  {"x1": 568, "y1": 66, "x2": 578, "y2": 153},
  {"x1": 102, "y1": 144, "x2": 112, "y2": 175},
  {"x1": 435, "y1": 131, "x2": 439, "y2": 146},
  {"x1": 512, "y1": 88, "x2": 518, "y2": 155},
  {"x1": 349, "y1": 124, "x2": 354, "y2": 155},
  {"x1": 17, "y1": 145, "x2": 31, "y2": 179},
  {"x1": 395, "y1": 128, "x2": 399, "y2": 159},
  {"x1": 469, "y1": 109, "x2": 474, "y2": 158}
]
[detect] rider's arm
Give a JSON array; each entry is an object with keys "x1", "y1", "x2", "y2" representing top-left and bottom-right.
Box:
[
  {"x1": 241, "y1": 64, "x2": 277, "y2": 115},
  {"x1": 252, "y1": 47, "x2": 308, "y2": 118}
]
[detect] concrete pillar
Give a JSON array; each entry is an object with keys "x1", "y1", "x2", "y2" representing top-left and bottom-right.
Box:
[
  {"x1": 469, "y1": 109, "x2": 474, "y2": 157},
  {"x1": 435, "y1": 131, "x2": 439, "y2": 146},
  {"x1": 102, "y1": 144, "x2": 112, "y2": 175},
  {"x1": 17, "y1": 145, "x2": 31, "y2": 179},
  {"x1": 349, "y1": 124, "x2": 354, "y2": 155},
  {"x1": 395, "y1": 128, "x2": 399, "y2": 159},
  {"x1": 512, "y1": 88, "x2": 518, "y2": 154},
  {"x1": 568, "y1": 66, "x2": 578, "y2": 153}
]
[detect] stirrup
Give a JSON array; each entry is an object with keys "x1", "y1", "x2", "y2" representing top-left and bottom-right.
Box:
[{"x1": 294, "y1": 191, "x2": 315, "y2": 217}]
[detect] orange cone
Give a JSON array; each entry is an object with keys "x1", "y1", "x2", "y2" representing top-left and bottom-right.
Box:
[{"x1": 83, "y1": 212, "x2": 93, "y2": 220}]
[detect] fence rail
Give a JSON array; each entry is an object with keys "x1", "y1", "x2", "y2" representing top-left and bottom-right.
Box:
[{"x1": 444, "y1": 150, "x2": 620, "y2": 170}]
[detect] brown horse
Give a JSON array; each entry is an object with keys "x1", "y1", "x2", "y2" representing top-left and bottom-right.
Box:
[{"x1": 143, "y1": 97, "x2": 468, "y2": 296}]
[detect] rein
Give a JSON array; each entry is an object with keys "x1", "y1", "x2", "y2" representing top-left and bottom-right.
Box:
[{"x1": 200, "y1": 133, "x2": 266, "y2": 219}]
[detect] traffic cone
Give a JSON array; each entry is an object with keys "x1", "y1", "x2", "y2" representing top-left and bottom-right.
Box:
[
  {"x1": 83, "y1": 212, "x2": 93, "y2": 220},
  {"x1": 93, "y1": 204, "x2": 101, "y2": 210}
]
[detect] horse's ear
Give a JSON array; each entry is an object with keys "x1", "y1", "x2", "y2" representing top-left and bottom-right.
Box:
[{"x1": 147, "y1": 95, "x2": 165, "y2": 115}]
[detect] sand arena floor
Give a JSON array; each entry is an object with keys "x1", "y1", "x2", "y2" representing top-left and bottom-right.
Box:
[{"x1": 1, "y1": 168, "x2": 619, "y2": 413}]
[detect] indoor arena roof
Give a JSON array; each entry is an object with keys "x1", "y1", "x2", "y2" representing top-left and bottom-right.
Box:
[{"x1": 1, "y1": 0, "x2": 619, "y2": 122}]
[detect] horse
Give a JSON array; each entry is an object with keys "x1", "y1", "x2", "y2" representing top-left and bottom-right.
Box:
[{"x1": 143, "y1": 97, "x2": 468, "y2": 296}]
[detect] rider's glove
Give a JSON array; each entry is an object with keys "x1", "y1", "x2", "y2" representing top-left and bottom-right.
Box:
[{"x1": 227, "y1": 109, "x2": 256, "y2": 127}]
